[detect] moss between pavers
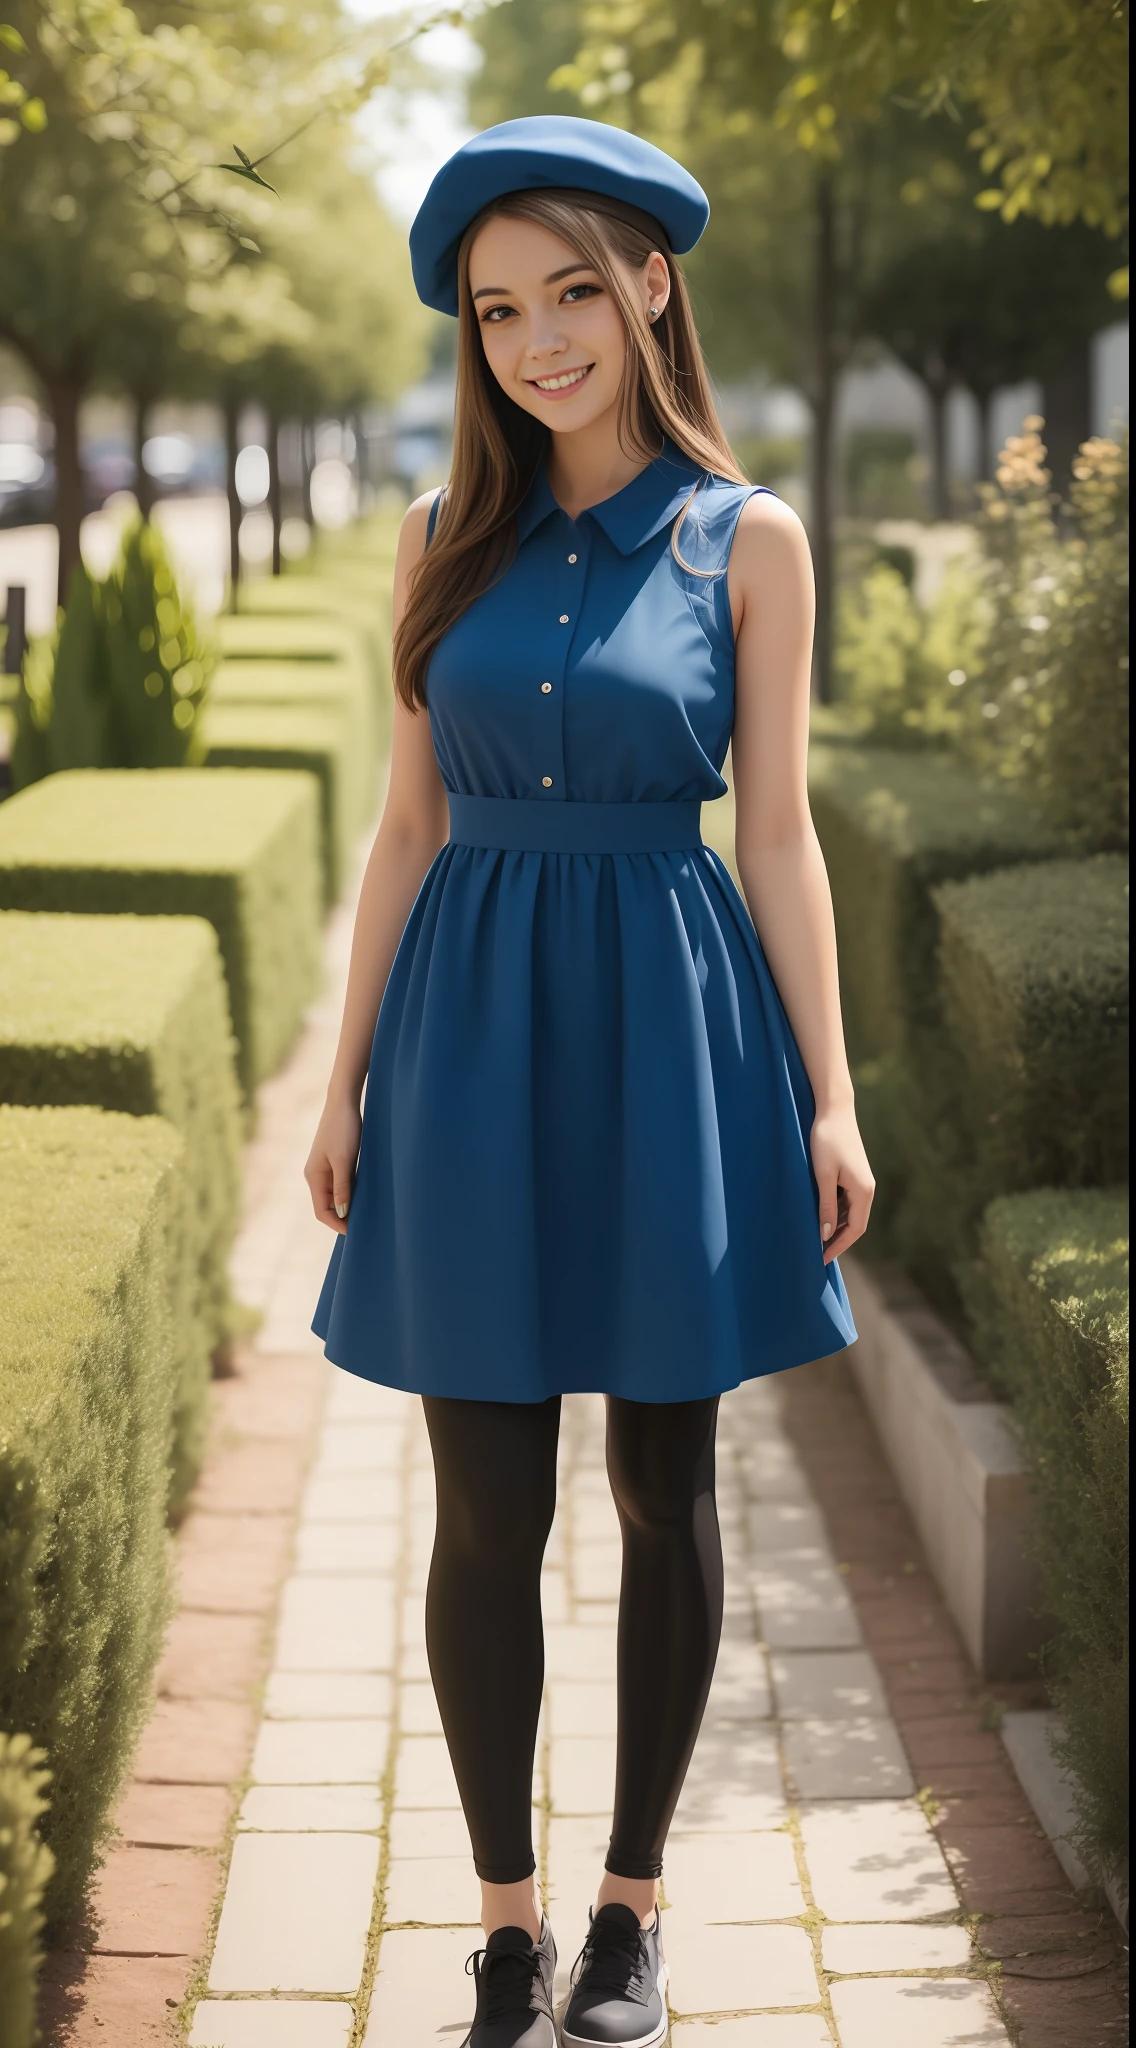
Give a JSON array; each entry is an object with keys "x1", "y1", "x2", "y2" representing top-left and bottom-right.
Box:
[
  {"x1": 200, "y1": 702, "x2": 369, "y2": 905},
  {"x1": 0, "y1": 910, "x2": 243, "y2": 1507},
  {"x1": 0, "y1": 769, "x2": 321, "y2": 1099},
  {"x1": 0, "y1": 1104, "x2": 185, "y2": 1928}
]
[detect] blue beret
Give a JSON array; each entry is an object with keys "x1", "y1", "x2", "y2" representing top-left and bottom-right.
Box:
[{"x1": 409, "y1": 115, "x2": 709, "y2": 317}]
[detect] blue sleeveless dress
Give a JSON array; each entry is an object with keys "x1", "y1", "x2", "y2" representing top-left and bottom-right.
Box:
[{"x1": 313, "y1": 443, "x2": 855, "y2": 1403}]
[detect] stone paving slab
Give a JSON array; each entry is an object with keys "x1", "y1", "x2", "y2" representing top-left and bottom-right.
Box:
[
  {"x1": 208, "y1": 1834, "x2": 380, "y2": 1992},
  {"x1": 190, "y1": 2001, "x2": 354, "y2": 2046},
  {"x1": 672, "y1": 2021, "x2": 831, "y2": 2046},
  {"x1": 662, "y1": 1917, "x2": 819, "y2": 2015},
  {"x1": 239, "y1": 1785, "x2": 383, "y2": 1832},
  {"x1": 830, "y1": 1975, "x2": 1009, "y2": 2046}
]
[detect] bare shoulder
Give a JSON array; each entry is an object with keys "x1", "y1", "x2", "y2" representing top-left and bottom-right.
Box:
[
  {"x1": 396, "y1": 488, "x2": 442, "y2": 568},
  {"x1": 732, "y1": 490, "x2": 810, "y2": 567},
  {"x1": 392, "y1": 490, "x2": 443, "y2": 603},
  {"x1": 727, "y1": 491, "x2": 814, "y2": 630}
]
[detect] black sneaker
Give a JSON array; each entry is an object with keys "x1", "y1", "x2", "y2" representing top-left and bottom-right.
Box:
[
  {"x1": 562, "y1": 1903, "x2": 669, "y2": 2047},
  {"x1": 461, "y1": 1917, "x2": 557, "y2": 2047}
]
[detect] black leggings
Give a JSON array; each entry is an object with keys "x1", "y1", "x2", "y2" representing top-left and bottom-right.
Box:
[{"x1": 422, "y1": 1393, "x2": 722, "y2": 1884}]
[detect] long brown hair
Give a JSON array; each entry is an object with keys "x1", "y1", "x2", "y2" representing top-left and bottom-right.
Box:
[{"x1": 393, "y1": 187, "x2": 746, "y2": 712}]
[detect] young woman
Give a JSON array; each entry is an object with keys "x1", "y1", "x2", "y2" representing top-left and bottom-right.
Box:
[{"x1": 306, "y1": 116, "x2": 873, "y2": 2048}]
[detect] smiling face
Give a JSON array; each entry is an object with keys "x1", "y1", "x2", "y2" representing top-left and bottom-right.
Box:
[{"x1": 467, "y1": 212, "x2": 670, "y2": 440}]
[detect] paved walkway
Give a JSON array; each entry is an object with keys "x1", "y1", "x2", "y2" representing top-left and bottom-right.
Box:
[{"x1": 180, "y1": 843, "x2": 1014, "y2": 2048}]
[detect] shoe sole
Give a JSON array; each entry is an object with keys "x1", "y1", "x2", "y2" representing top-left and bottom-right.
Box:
[{"x1": 561, "y1": 1961, "x2": 669, "y2": 2048}]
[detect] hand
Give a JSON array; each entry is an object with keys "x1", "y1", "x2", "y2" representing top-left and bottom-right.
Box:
[
  {"x1": 304, "y1": 1094, "x2": 362, "y2": 1235},
  {"x1": 810, "y1": 1101, "x2": 874, "y2": 1265}
]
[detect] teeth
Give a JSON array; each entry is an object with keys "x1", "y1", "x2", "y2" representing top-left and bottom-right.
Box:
[{"x1": 533, "y1": 367, "x2": 590, "y2": 390}]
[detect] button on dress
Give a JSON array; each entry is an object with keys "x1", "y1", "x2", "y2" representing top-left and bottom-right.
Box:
[{"x1": 313, "y1": 444, "x2": 856, "y2": 1402}]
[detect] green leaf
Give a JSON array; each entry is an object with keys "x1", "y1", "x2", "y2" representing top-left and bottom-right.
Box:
[
  {"x1": 214, "y1": 152, "x2": 278, "y2": 195},
  {"x1": 0, "y1": 24, "x2": 29, "y2": 53}
]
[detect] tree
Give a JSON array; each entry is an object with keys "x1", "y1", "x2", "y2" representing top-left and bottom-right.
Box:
[
  {"x1": 765, "y1": 0, "x2": 1129, "y2": 252},
  {"x1": 867, "y1": 216, "x2": 1119, "y2": 503},
  {"x1": 0, "y1": 0, "x2": 448, "y2": 598}
]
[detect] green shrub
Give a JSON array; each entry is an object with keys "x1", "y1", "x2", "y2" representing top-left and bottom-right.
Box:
[
  {"x1": 233, "y1": 577, "x2": 387, "y2": 687},
  {"x1": 10, "y1": 525, "x2": 213, "y2": 793},
  {"x1": 0, "y1": 912, "x2": 243, "y2": 1508},
  {"x1": 0, "y1": 769, "x2": 321, "y2": 1098},
  {"x1": 842, "y1": 426, "x2": 920, "y2": 518},
  {"x1": 834, "y1": 558, "x2": 987, "y2": 749},
  {"x1": 807, "y1": 742, "x2": 1059, "y2": 1062},
  {"x1": 0, "y1": 1105, "x2": 184, "y2": 1927},
  {"x1": 209, "y1": 656, "x2": 378, "y2": 789},
  {"x1": 0, "y1": 1734, "x2": 53, "y2": 2048},
  {"x1": 967, "y1": 1188, "x2": 1129, "y2": 1882},
  {"x1": 931, "y1": 423, "x2": 1128, "y2": 849},
  {"x1": 214, "y1": 612, "x2": 369, "y2": 674},
  {"x1": 201, "y1": 703, "x2": 368, "y2": 904},
  {"x1": 935, "y1": 857, "x2": 1129, "y2": 1196}
]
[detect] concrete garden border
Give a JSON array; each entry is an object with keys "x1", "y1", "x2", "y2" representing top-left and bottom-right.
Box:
[{"x1": 841, "y1": 1256, "x2": 1045, "y2": 1680}]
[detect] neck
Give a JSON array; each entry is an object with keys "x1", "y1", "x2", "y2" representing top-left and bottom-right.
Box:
[{"x1": 545, "y1": 404, "x2": 660, "y2": 521}]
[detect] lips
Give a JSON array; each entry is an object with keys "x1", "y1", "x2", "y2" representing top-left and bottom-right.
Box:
[{"x1": 527, "y1": 364, "x2": 594, "y2": 395}]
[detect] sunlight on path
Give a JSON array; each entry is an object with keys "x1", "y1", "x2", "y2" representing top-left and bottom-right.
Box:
[{"x1": 186, "y1": 821, "x2": 1010, "y2": 2048}]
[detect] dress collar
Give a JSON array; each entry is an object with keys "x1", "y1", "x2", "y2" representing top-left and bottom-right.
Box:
[{"x1": 515, "y1": 442, "x2": 706, "y2": 555}]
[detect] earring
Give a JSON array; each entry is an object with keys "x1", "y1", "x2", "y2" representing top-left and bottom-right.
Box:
[{"x1": 649, "y1": 305, "x2": 660, "y2": 320}]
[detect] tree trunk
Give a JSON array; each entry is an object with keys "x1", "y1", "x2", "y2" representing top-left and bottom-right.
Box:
[
  {"x1": 133, "y1": 393, "x2": 156, "y2": 521},
  {"x1": 810, "y1": 171, "x2": 838, "y2": 704},
  {"x1": 300, "y1": 419, "x2": 314, "y2": 527},
  {"x1": 1041, "y1": 336, "x2": 1092, "y2": 494},
  {"x1": 47, "y1": 375, "x2": 85, "y2": 608},
  {"x1": 927, "y1": 381, "x2": 951, "y2": 521},
  {"x1": 353, "y1": 409, "x2": 369, "y2": 499},
  {"x1": 224, "y1": 396, "x2": 241, "y2": 609},
  {"x1": 974, "y1": 387, "x2": 997, "y2": 486},
  {"x1": 268, "y1": 413, "x2": 283, "y2": 577}
]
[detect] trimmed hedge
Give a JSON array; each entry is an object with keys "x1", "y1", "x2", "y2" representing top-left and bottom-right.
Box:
[
  {"x1": 234, "y1": 578, "x2": 387, "y2": 689},
  {"x1": 0, "y1": 1105, "x2": 185, "y2": 1927},
  {"x1": 201, "y1": 703, "x2": 367, "y2": 904},
  {"x1": 967, "y1": 1188, "x2": 1129, "y2": 1881},
  {"x1": 808, "y1": 743, "x2": 1059, "y2": 1062},
  {"x1": 936, "y1": 857, "x2": 1129, "y2": 1194},
  {"x1": 874, "y1": 856, "x2": 1130, "y2": 1295},
  {"x1": 0, "y1": 769, "x2": 321, "y2": 1098},
  {"x1": 0, "y1": 1733, "x2": 53, "y2": 2048},
  {"x1": 214, "y1": 612, "x2": 369, "y2": 676},
  {"x1": 209, "y1": 656, "x2": 379, "y2": 792},
  {"x1": 0, "y1": 911, "x2": 243, "y2": 1508}
]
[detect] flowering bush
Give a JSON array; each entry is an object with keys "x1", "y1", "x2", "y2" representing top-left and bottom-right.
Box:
[
  {"x1": 965, "y1": 423, "x2": 1128, "y2": 849},
  {"x1": 834, "y1": 421, "x2": 1129, "y2": 851}
]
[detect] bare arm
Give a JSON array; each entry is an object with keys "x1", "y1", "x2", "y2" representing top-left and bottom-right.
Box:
[
  {"x1": 304, "y1": 493, "x2": 449, "y2": 1233},
  {"x1": 728, "y1": 494, "x2": 873, "y2": 1263}
]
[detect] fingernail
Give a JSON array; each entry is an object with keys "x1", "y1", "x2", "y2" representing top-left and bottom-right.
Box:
[
  {"x1": 821, "y1": 1222, "x2": 833, "y2": 1240},
  {"x1": 335, "y1": 1201, "x2": 348, "y2": 1219}
]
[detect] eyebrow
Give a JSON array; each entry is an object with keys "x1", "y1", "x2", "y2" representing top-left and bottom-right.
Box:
[{"x1": 471, "y1": 262, "x2": 595, "y2": 302}]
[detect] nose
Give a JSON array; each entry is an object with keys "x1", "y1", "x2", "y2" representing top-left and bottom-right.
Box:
[{"x1": 524, "y1": 310, "x2": 568, "y2": 364}]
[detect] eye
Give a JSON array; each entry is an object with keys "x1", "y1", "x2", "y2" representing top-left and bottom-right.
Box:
[
  {"x1": 480, "y1": 303, "x2": 516, "y2": 324},
  {"x1": 561, "y1": 283, "x2": 600, "y2": 304}
]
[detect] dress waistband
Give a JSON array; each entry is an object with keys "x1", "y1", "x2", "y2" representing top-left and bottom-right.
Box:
[{"x1": 446, "y1": 795, "x2": 704, "y2": 855}]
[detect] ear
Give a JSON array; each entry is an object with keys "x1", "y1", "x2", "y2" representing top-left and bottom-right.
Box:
[{"x1": 644, "y1": 251, "x2": 671, "y2": 320}]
